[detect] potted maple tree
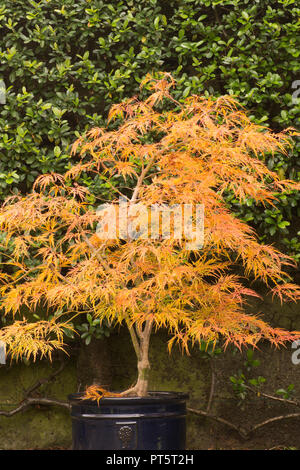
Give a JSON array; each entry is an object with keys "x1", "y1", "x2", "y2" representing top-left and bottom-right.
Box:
[{"x1": 0, "y1": 73, "x2": 300, "y2": 450}]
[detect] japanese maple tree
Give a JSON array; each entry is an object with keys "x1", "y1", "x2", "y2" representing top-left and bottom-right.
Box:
[{"x1": 0, "y1": 73, "x2": 300, "y2": 397}]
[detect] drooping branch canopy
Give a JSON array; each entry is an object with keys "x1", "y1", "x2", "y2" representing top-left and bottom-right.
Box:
[{"x1": 0, "y1": 72, "x2": 300, "y2": 361}]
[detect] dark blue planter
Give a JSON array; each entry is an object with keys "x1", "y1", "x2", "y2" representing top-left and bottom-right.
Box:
[{"x1": 68, "y1": 391, "x2": 188, "y2": 450}]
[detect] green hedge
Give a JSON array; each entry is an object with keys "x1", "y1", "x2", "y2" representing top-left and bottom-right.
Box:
[{"x1": 0, "y1": 0, "x2": 299, "y2": 257}]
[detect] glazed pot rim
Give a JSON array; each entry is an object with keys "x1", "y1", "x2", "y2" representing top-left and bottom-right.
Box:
[{"x1": 68, "y1": 390, "x2": 189, "y2": 405}]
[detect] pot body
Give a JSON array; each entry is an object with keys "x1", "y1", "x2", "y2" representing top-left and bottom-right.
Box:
[{"x1": 68, "y1": 391, "x2": 188, "y2": 450}]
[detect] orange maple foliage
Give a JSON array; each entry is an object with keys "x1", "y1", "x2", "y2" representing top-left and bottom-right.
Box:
[{"x1": 0, "y1": 72, "x2": 299, "y2": 398}]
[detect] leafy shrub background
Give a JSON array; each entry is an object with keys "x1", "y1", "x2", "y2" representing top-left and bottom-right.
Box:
[{"x1": 0, "y1": 0, "x2": 299, "y2": 259}]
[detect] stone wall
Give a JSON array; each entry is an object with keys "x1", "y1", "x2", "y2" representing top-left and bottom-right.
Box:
[
  {"x1": 0, "y1": 289, "x2": 300, "y2": 450},
  {"x1": 0, "y1": 359, "x2": 76, "y2": 449}
]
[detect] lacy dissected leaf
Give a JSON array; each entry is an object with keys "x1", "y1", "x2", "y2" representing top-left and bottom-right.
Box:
[
  {"x1": 0, "y1": 319, "x2": 70, "y2": 362},
  {"x1": 82, "y1": 384, "x2": 121, "y2": 404},
  {"x1": 0, "y1": 72, "x2": 299, "y2": 361}
]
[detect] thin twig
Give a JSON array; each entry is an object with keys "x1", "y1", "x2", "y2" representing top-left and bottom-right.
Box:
[
  {"x1": 188, "y1": 357, "x2": 300, "y2": 440},
  {"x1": 82, "y1": 234, "x2": 112, "y2": 274},
  {"x1": 206, "y1": 360, "x2": 215, "y2": 413},
  {"x1": 23, "y1": 360, "x2": 65, "y2": 397},
  {"x1": 0, "y1": 397, "x2": 70, "y2": 417},
  {"x1": 188, "y1": 407, "x2": 300, "y2": 440},
  {"x1": 127, "y1": 322, "x2": 142, "y2": 361},
  {"x1": 187, "y1": 407, "x2": 248, "y2": 439},
  {"x1": 0, "y1": 361, "x2": 70, "y2": 417},
  {"x1": 251, "y1": 413, "x2": 300, "y2": 434},
  {"x1": 130, "y1": 154, "x2": 156, "y2": 204},
  {"x1": 244, "y1": 385, "x2": 300, "y2": 407}
]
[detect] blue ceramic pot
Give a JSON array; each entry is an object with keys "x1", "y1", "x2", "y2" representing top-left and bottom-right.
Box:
[{"x1": 68, "y1": 391, "x2": 188, "y2": 450}]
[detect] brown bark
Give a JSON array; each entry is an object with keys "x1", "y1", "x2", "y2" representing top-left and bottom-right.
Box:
[{"x1": 121, "y1": 320, "x2": 153, "y2": 397}]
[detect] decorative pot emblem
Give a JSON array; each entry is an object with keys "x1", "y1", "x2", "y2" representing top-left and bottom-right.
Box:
[{"x1": 118, "y1": 425, "x2": 133, "y2": 448}]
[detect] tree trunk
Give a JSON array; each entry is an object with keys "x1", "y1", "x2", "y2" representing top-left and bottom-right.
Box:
[
  {"x1": 135, "y1": 357, "x2": 150, "y2": 397},
  {"x1": 122, "y1": 320, "x2": 153, "y2": 397}
]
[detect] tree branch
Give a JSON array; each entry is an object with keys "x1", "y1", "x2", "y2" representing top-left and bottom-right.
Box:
[
  {"x1": 22, "y1": 360, "x2": 65, "y2": 397},
  {"x1": 0, "y1": 360, "x2": 70, "y2": 417},
  {"x1": 130, "y1": 154, "x2": 156, "y2": 204},
  {"x1": 126, "y1": 322, "x2": 142, "y2": 361},
  {"x1": 188, "y1": 357, "x2": 300, "y2": 440},
  {"x1": 0, "y1": 397, "x2": 70, "y2": 417},
  {"x1": 82, "y1": 234, "x2": 112, "y2": 274},
  {"x1": 244, "y1": 385, "x2": 300, "y2": 407},
  {"x1": 187, "y1": 407, "x2": 248, "y2": 439},
  {"x1": 187, "y1": 407, "x2": 300, "y2": 440},
  {"x1": 206, "y1": 360, "x2": 215, "y2": 413},
  {"x1": 251, "y1": 413, "x2": 300, "y2": 434}
]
